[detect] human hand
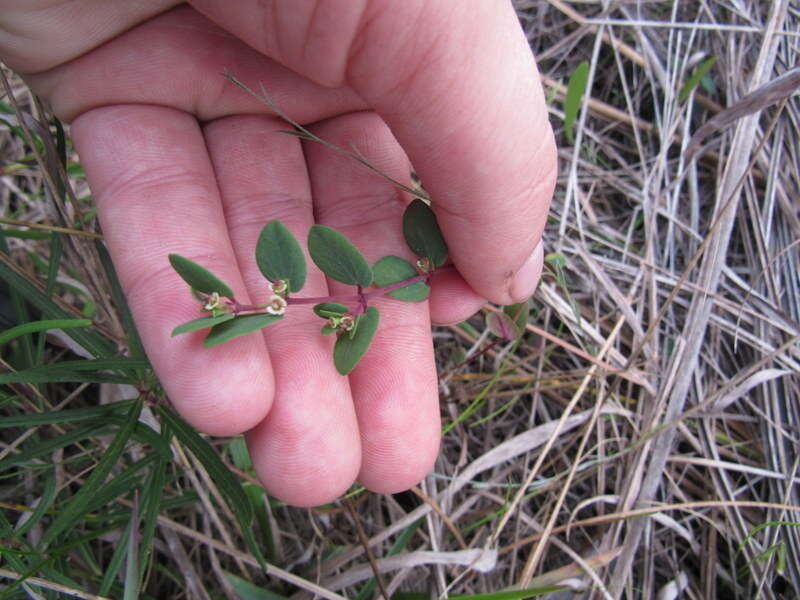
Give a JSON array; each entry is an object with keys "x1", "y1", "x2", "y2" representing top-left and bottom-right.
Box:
[{"x1": 0, "y1": 1, "x2": 556, "y2": 506}]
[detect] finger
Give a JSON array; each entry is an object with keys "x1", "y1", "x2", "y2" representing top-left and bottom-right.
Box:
[
  {"x1": 202, "y1": 115, "x2": 361, "y2": 506},
  {"x1": 17, "y1": 5, "x2": 366, "y2": 123},
  {"x1": 190, "y1": 0, "x2": 557, "y2": 305},
  {"x1": 71, "y1": 105, "x2": 274, "y2": 436},
  {"x1": 305, "y1": 111, "x2": 441, "y2": 494}
]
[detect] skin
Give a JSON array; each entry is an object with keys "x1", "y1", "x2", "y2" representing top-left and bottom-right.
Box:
[{"x1": 0, "y1": 0, "x2": 556, "y2": 506}]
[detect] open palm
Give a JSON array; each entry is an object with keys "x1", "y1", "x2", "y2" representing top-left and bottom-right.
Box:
[{"x1": 0, "y1": 1, "x2": 556, "y2": 506}]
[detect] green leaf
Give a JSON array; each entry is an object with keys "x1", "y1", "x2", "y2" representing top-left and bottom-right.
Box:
[
  {"x1": 679, "y1": 56, "x2": 717, "y2": 103},
  {"x1": 402, "y1": 200, "x2": 448, "y2": 268},
  {"x1": 486, "y1": 311, "x2": 518, "y2": 342},
  {"x1": 255, "y1": 221, "x2": 307, "y2": 292},
  {"x1": 503, "y1": 302, "x2": 529, "y2": 338},
  {"x1": 321, "y1": 324, "x2": 337, "y2": 335},
  {"x1": 168, "y1": 254, "x2": 234, "y2": 297},
  {"x1": 0, "y1": 253, "x2": 115, "y2": 358},
  {"x1": 372, "y1": 256, "x2": 430, "y2": 302},
  {"x1": 0, "y1": 318, "x2": 92, "y2": 345},
  {"x1": 40, "y1": 398, "x2": 144, "y2": 548},
  {"x1": 96, "y1": 239, "x2": 147, "y2": 360},
  {"x1": 0, "y1": 358, "x2": 149, "y2": 385},
  {"x1": 564, "y1": 60, "x2": 589, "y2": 144},
  {"x1": 203, "y1": 314, "x2": 283, "y2": 348},
  {"x1": 307, "y1": 225, "x2": 373, "y2": 287},
  {"x1": 171, "y1": 314, "x2": 234, "y2": 336},
  {"x1": 158, "y1": 406, "x2": 266, "y2": 569},
  {"x1": 225, "y1": 572, "x2": 288, "y2": 600},
  {"x1": 333, "y1": 306, "x2": 379, "y2": 375},
  {"x1": 312, "y1": 302, "x2": 350, "y2": 318}
]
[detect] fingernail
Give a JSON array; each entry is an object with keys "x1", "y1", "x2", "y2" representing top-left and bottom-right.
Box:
[{"x1": 509, "y1": 241, "x2": 544, "y2": 302}]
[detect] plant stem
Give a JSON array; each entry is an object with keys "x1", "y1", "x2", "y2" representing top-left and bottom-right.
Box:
[{"x1": 227, "y1": 265, "x2": 453, "y2": 315}]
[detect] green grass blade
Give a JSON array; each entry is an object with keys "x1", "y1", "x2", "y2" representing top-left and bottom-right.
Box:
[
  {"x1": 0, "y1": 357, "x2": 149, "y2": 385},
  {"x1": 679, "y1": 56, "x2": 717, "y2": 103},
  {"x1": 0, "y1": 253, "x2": 116, "y2": 358},
  {"x1": 40, "y1": 397, "x2": 144, "y2": 548},
  {"x1": 138, "y1": 457, "x2": 167, "y2": 590},
  {"x1": 564, "y1": 60, "x2": 589, "y2": 144},
  {"x1": 99, "y1": 511, "x2": 134, "y2": 596},
  {"x1": 95, "y1": 239, "x2": 147, "y2": 360},
  {"x1": 13, "y1": 466, "x2": 57, "y2": 537},
  {"x1": 0, "y1": 318, "x2": 92, "y2": 345},
  {"x1": 0, "y1": 422, "x2": 110, "y2": 470},
  {"x1": 157, "y1": 406, "x2": 266, "y2": 568},
  {"x1": 355, "y1": 518, "x2": 423, "y2": 600},
  {"x1": 225, "y1": 571, "x2": 288, "y2": 600},
  {"x1": 0, "y1": 399, "x2": 135, "y2": 427}
]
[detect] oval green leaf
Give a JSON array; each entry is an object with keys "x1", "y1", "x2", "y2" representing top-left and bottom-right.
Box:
[
  {"x1": 171, "y1": 314, "x2": 235, "y2": 337},
  {"x1": 313, "y1": 302, "x2": 350, "y2": 318},
  {"x1": 255, "y1": 221, "x2": 306, "y2": 292},
  {"x1": 203, "y1": 314, "x2": 283, "y2": 348},
  {"x1": 333, "y1": 306, "x2": 379, "y2": 375},
  {"x1": 168, "y1": 254, "x2": 234, "y2": 297},
  {"x1": 307, "y1": 225, "x2": 373, "y2": 287},
  {"x1": 373, "y1": 256, "x2": 430, "y2": 302},
  {"x1": 402, "y1": 200, "x2": 448, "y2": 267}
]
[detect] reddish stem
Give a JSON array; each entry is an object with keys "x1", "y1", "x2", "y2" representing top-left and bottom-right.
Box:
[{"x1": 227, "y1": 265, "x2": 452, "y2": 315}]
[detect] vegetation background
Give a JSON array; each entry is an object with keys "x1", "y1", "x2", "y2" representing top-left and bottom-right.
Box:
[{"x1": 1, "y1": 1, "x2": 798, "y2": 598}]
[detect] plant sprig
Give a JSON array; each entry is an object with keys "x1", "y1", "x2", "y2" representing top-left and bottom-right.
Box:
[{"x1": 169, "y1": 199, "x2": 449, "y2": 375}]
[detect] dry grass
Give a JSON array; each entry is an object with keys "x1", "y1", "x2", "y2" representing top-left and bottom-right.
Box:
[{"x1": 1, "y1": 1, "x2": 799, "y2": 599}]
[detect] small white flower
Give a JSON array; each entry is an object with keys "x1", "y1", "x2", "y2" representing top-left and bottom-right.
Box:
[
  {"x1": 203, "y1": 292, "x2": 221, "y2": 311},
  {"x1": 265, "y1": 295, "x2": 287, "y2": 316}
]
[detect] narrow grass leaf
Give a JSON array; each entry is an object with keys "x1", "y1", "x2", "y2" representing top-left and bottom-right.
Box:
[
  {"x1": 0, "y1": 400, "x2": 134, "y2": 427},
  {"x1": 373, "y1": 256, "x2": 430, "y2": 302},
  {"x1": 564, "y1": 61, "x2": 589, "y2": 144},
  {"x1": 313, "y1": 302, "x2": 350, "y2": 318},
  {"x1": 40, "y1": 397, "x2": 144, "y2": 548},
  {"x1": 225, "y1": 571, "x2": 288, "y2": 600},
  {"x1": 0, "y1": 423, "x2": 110, "y2": 470},
  {"x1": 158, "y1": 406, "x2": 266, "y2": 568},
  {"x1": 172, "y1": 314, "x2": 234, "y2": 336},
  {"x1": 0, "y1": 357, "x2": 149, "y2": 385},
  {"x1": 96, "y1": 239, "x2": 146, "y2": 360},
  {"x1": 679, "y1": 56, "x2": 717, "y2": 103},
  {"x1": 203, "y1": 314, "x2": 283, "y2": 348},
  {"x1": 256, "y1": 221, "x2": 307, "y2": 292},
  {"x1": 13, "y1": 466, "x2": 56, "y2": 537},
  {"x1": 123, "y1": 494, "x2": 141, "y2": 600},
  {"x1": 402, "y1": 200, "x2": 448, "y2": 268},
  {"x1": 308, "y1": 225, "x2": 373, "y2": 287},
  {"x1": 0, "y1": 255, "x2": 115, "y2": 357},
  {"x1": 138, "y1": 456, "x2": 167, "y2": 590},
  {"x1": 99, "y1": 504, "x2": 134, "y2": 596},
  {"x1": 355, "y1": 518, "x2": 423, "y2": 600},
  {"x1": 0, "y1": 318, "x2": 92, "y2": 345},
  {"x1": 333, "y1": 306, "x2": 379, "y2": 375},
  {"x1": 168, "y1": 254, "x2": 234, "y2": 297}
]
